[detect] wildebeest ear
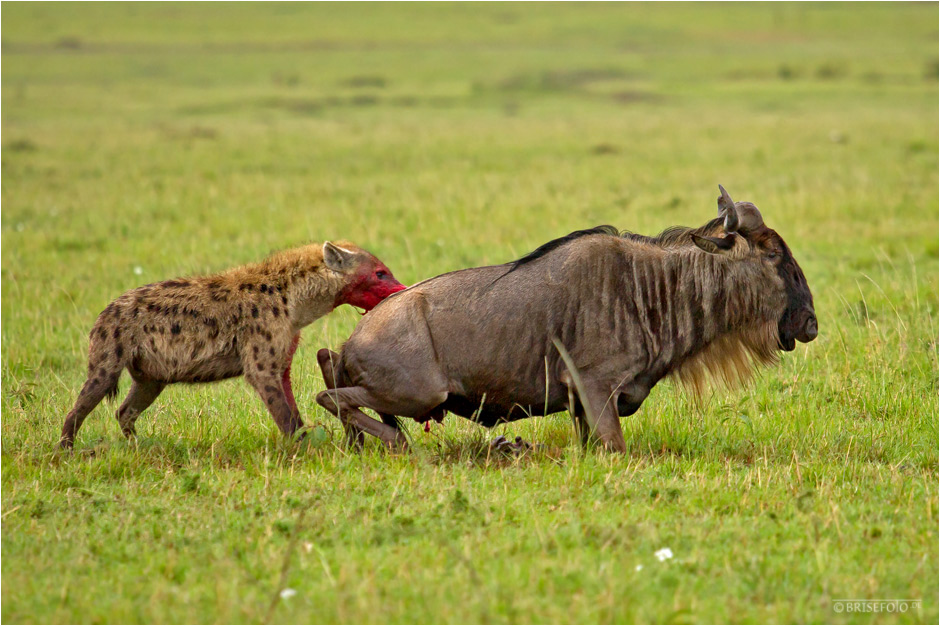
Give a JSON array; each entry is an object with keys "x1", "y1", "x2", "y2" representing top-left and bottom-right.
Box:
[
  {"x1": 322, "y1": 241, "x2": 356, "y2": 271},
  {"x1": 692, "y1": 233, "x2": 736, "y2": 255}
]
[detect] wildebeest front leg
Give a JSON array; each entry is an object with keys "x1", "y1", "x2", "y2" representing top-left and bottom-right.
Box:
[
  {"x1": 574, "y1": 383, "x2": 627, "y2": 453},
  {"x1": 315, "y1": 386, "x2": 408, "y2": 451},
  {"x1": 116, "y1": 379, "x2": 165, "y2": 438},
  {"x1": 566, "y1": 385, "x2": 591, "y2": 447},
  {"x1": 570, "y1": 401, "x2": 592, "y2": 448},
  {"x1": 616, "y1": 383, "x2": 650, "y2": 418}
]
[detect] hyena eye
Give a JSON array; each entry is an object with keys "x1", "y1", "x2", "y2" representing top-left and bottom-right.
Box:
[{"x1": 376, "y1": 270, "x2": 388, "y2": 280}]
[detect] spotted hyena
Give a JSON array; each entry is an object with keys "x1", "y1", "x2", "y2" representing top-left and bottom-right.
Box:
[{"x1": 59, "y1": 241, "x2": 405, "y2": 448}]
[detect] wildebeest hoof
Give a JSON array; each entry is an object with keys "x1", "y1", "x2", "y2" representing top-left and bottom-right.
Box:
[
  {"x1": 490, "y1": 435, "x2": 539, "y2": 456},
  {"x1": 385, "y1": 437, "x2": 409, "y2": 454}
]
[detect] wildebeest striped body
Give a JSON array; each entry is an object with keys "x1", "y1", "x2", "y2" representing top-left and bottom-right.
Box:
[{"x1": 317, "y1": 187, "x2": 817, "y2": 452}]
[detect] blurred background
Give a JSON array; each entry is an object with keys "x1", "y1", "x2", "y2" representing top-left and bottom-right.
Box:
[
  {"x1": 2, "y1": 4, "x2": 937, "y2": 623},
  {"x1": 4, "y1": 1, "x2": 937, "y2": 385},
  {"x1": 3, "y1": 0, "x2": 937, "y2": 452}
]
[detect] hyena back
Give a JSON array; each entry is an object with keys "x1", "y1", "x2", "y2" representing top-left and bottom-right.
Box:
[{"x1": 59, "y1": 241, "x2": 405, "y2": 448}]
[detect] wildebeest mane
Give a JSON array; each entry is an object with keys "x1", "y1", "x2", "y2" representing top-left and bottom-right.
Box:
[
  {"x1": 498, "y1": 217, "x2": 727, "y2": 286},
  {"x1": 502, "y1": 225, "x2": 620, "y2": 276},
  {"x1": 507, "y1": 218, "x2": 727, "y2": 278},
  {"x1": 620, "y1": 217, "x2": 725, "y2": 248}
]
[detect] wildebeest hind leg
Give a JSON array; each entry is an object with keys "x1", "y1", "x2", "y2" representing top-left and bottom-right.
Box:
[
  {"x1": 377, "y1": 412, "x2": 409, "y2": 448},
  {"x1": 316, "y1": 349, "x2": 342, "y2": 389},
  {"x1": 379, "y1": 413, "x2": 402, "y2": 430},
  {"x1": 316, "y1": 349, "x2": 364, "y2": 449},
  {"x1": 315, "y1": 386, "x2": 414, "y2": 452}
]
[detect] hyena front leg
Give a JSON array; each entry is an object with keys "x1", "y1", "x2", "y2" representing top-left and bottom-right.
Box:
[
  {"x1": 245, "y1": 370, "x2": 305, "y2": 438},
  {"x1": 116, "y1": 379, "x2": 166, "y2": 439},
  {"x1": 281, "y1": 334, "x2": 301, "y2": 421},
  {"x1": 244, "y1": 336, "x2": 305, "y2": 438}
]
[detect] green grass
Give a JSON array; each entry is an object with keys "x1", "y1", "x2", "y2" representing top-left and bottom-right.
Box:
[{"x1": 2, "y1": 2, "x2": 937, "y2": 623}]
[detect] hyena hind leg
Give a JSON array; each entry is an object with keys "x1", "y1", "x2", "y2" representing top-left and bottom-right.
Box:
[
  {"x1": 116, "y1": 379, "x2": 166, "y2": 439},
  {"x1": 59, "y1": 367, "x2": 123, "y2": 449}
]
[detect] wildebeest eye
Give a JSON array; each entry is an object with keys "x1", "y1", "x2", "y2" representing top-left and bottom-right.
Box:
[{"x1": 765, "y1": 249, "x2": 780, "y2": 261}]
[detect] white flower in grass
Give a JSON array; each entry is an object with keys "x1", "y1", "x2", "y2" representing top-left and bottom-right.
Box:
[
  {"x1": 133, "y1": 266, "x2": 143, "y2": 276},
  {"x1": 635, "y1": 564, "x2": 643, "y2": 572},
  {"x1": 280, "y1": 588, "x2": 297, "y2": 599},
  {"x1": 654, "y1": 547, "x2": 673, "y2": 562}
]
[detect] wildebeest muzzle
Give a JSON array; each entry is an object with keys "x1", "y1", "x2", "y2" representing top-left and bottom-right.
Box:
[{"x1": 780, "y1": 309, "x2": 817, "y2": 351}]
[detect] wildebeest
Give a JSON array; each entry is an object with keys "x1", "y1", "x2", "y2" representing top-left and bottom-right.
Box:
[
  {"x1": 59, "y1": 241, "x2": 405, "y2": 449},
  {"x1": 316, "y1": 186, "x2": 817, "y2": 452}
]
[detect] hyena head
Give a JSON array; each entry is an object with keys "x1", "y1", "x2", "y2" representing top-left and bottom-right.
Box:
[{"x1": 324, "y1": 241, "x2": 406, "y2": 311}]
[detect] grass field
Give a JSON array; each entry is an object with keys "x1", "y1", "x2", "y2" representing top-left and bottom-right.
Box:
[{"x1": 2, "y1": 3, "x2": 938, "y2": 624}]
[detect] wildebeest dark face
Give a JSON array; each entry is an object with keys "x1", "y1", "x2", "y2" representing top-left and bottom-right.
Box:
[
  {"x1": 753, "y1": 229, "x2": 817, "y2": 351},
  {"x1": 691, "y1": 186, "x2": 817, "y2": 352}
]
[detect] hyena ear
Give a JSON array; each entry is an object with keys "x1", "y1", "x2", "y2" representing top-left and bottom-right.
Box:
[
  {"x1": 322, "y1": 242, "x2": 357, "y2": 272},
  {"x1": 691, "y1": 233, "x2": 736, "y2": 255}
]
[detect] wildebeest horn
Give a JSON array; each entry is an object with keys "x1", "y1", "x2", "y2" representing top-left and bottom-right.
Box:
[
  {"x1": 718, "y1": 185, "x2": 766, "y2": 232},
  {"x1": 717, "y1": 184, "x2": 739, "y2": 233}
]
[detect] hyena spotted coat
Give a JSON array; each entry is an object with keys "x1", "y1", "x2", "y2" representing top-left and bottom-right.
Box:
[{"x1": 59, "y1": 241, "x2": 405, "y2": 449}]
